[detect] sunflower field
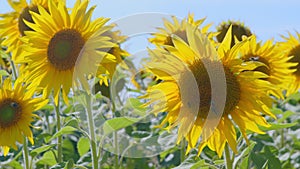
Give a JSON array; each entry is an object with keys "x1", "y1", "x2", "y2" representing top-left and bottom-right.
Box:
[{"x1": 0, "y1": 0, "x2": 300, "y2": 169}]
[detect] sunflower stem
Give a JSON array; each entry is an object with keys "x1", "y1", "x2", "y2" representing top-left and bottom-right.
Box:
[
  {"x1": 8, "y1": 58, "x2": 17, "y2": 80},
  {"x1": 55, "y1": 101, "x2": 63, "y2": 164},
  {"x1": 225, "y1": 144, "x2": 233, "y2": 169},
  {"x1": 112, "y1": 102, "x2": 119, "y2": 169},
  {"x1": 114, "y1": 131, "x2": 119, "y2": 169},
  {"x1": 180, "y1": 139, "x2": 186, "y2": 162},
  {"x1": 23, "y1": 137, "x2": 30, "y2": 169},
  {"x1": 280, "y1": 129, "x2": 284, "y2": 148},
  {"x1": 86, "y1": 95, "x2": 99, "y2": 169}
]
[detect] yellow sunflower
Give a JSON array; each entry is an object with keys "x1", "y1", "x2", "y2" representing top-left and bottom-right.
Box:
[
  {"x1": 143, "y1": 25, "x2": 274, "y2": 157},
  {"x1": 149, "y1": 14, "x2": 214, "y2": 47},
  {"x1": 97, "y1": 29, "x2": 129, "y2": 86},
  {"x1": 94, "y1": 29, "x2": 129, "y2": 97},
  {"x1": 216, "y1": 20, "x2": 252, "y2": 48},
  {"x1": 0, "y1": 77, "x2": 48, "y2": 156},
  {"x1": 278, "y1": 32, "x2": 300, "y2": 95},
  {"x1": 239, "y1": 35, "x2": 296, "y2": 98},
  {"x1": 18, "y1": 0, "x2": 117, "y2": 105},
  {"x1": 0, "y1": 0, "x2": 62, "y2": 62}
]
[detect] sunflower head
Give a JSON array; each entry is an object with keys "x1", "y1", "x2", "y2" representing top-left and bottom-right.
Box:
[
  {"x1": 97, "y1": 28, "x2": 130, "y2": 86},
  {"x1": 277, "y1": 32, "x2": 300, "y2": 95},
  {"x1": 149, "y1": 14, "x2": 213, "y2": 47},
  {"x1": 17, "y1": 0, "x2": 118, "y2": 105},
  {"x1": 216, "y1": 20, "x2": 252, "y2": 48},
  {"x1": 0, "y1": 77, "x2": 47, "y2": 156},
  {"x1": 144, "y1": 25, "x2": 274, "y2": 157},
  {"x1": 0, "y1": 0, "x2": 62, "y2": 61},
  {"x1": 239, "y1": 35, "x2": 296, "y2": 98}
]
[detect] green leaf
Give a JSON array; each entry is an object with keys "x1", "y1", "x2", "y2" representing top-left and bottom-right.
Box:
[
  {"x1": 264, "y1": 146, "x2": 282, "y2": 169},
  {"x1": 124, "y1": 98, "x2": 147, "y2": 116},
  {"x1": 190, "y1": 160, "x2": 209, "y2": 169},
  {"x1": 0, "y1": 49, "x2": 9, "y2": 58},
  {"x1": 235, "y1": 142, "x2": 256, "y2": 169},
  {"x1": 102, "y1": 117, "x2": 140, "y2": 135},
  {"x1": 77, "y1": 137, "x2": 90, "y2": 156},
  {"x1": 47, "y1": 126, "x2": 77, "y2": 143},
  {"x1": 7, "y1": 161, "x2": 23, "y2": 169},
  {"x1": 65, "y1": 119, "x2": 79, "y2": 128},
  {"x1": 38, "y1": 151, "x2": 57, "y2": 166},
  {"x1": 270, "y1": 107, "x2": 283, "y2": 115},
  {"x1": 40, "y1": 104, "x2": 54, "y2": 111},
  {"x1": 159, "y1": 146, "x2": 179, "y2": 161},
  {"x1": 214, "y1": 160, "x2": 224, "y2": 165},
  {"x1": 62, "y1": 139, "x2": 79, "y2": 163},
  {"x1": 284, "y1": 92, "x2": 300, "y2": 103},
  {"x1": 259, "y1": 122, "x2": 297, "y2": 130},
  {"x1": 0, "y1": 69, "x2": 9, "y2": 76},
  {"x1": 64, "y1": 159, "x2": 74, "y2": 169},
  {"x1": 30, "y1": 145, "x2": 54, "y2": 157},
  {"x1": 277, "y1": 111, "x2": 295, "y2": 123}
]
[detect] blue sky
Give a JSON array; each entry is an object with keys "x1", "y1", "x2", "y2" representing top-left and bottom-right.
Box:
[
  {"x1": 88, "y1": 0, "x2": 300, "y2": 40},
  {"x1": 1, "y1": 0, "x2": 299, "y2": 52}
]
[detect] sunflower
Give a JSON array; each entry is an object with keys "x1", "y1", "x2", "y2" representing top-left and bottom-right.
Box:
[
  {"x1": 143, "y1": 25, "x2": 274, "y2": 157},
  {"x1": 278, "y1": 32, "x2": 300, "y2": 95},
  {"x1": 149, "y1": 14, "x2": 214, "y2": 47},
  {"x1": 97, "y1": 29, "x2": 129, "y2": 86},
  {"x1": 18, "y1": 0, "x2": 117, "y2": 105},
  {"x1": 94, "y1": 29, "x2": 129, "y2": 96},
  {"x1": 216, "y1": 20, "x2": 252, "y2": 48},
  {"x1": 0, "y1": 77, "x2": 47, "y2": 156},
  {"x1": 239, "y1": 35, "x2": 296, "y2": 98},
  {"x1": 0, "y1": 0, "x2": 62, "y2": 62}
]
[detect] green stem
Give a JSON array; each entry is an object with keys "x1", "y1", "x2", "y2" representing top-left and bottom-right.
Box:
[
  {"x1": 8, "y1": 58, "x2": 17, "y2": 80},
  {"x1": 86, "y1": 95, "x2": 98, "y2": 169},
  {"x1": 180, "y1": 139, "x2": 186, "y2": 162},
  {"x1": 225, "y1": 144, "x2": 233, "y2": 169},
  {"x1": 114, "y1": 131, "x2": 119, "y2": 169},
  {"x1": 112, "y1": 103, "x2": 119, "y2": 169},
  {"x1": 23, "y1": 137, "x2": 30, "y2": 169},
  {"x1": 280, "y1": 129, "x2": 284, "y2": 148},
  {"x1": 55, "y1": 102, "x2": 62, "y2": 164}
]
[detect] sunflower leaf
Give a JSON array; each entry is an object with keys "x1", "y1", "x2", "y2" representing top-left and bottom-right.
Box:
[
  {"x1": 277, "y1": 111, "x2": 296, "y2": 123},
  {"x1": 47, "y1": 126, "x2": 77, "y2": 143},
  {"x1": 259, "y1": 122, "x2": 297, "y2": 130},
  {"x1": 102, "y1": 117, "x2": 140, "y2": 135},
  {"x1": 233, "y1": 142, "x2": 256, "y2": 169},
  {"x1": 77, "y1": 137, "x2": 90, "y2": 156},
  {"x1": 0, "y1": 69, "x2": 9, "y2": 76},
  {"x1": 30, "y1": 145, "x2": 55, "y2": 157}
]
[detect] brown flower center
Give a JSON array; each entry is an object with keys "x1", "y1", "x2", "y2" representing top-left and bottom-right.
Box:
[
  {"x1": 47, "y1": 29, "x2": 85, "y2": 71},
  {"x1": 0, "y1": 99, "x2": 22, "y2": 128},
  {"x1": 243, "y1": 55, "x2": 270, "y2": 76},
  {"x1": 288, "y1": 45, "x2": 300, "y2": 77},
  {"x1": 181, "y1": 59, "x2": 240, "y2": 119},
  {"x1": 217, "y1": 23, "x2": 252, "y2": 48},
  {"x1": 18, "y1": 5, "x2": 39, "y2": 36}
]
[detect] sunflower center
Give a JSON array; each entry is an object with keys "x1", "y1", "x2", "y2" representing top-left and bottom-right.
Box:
[
  {"x1": 185, "y1": 59, "x2": 240, "y2": 118},
  {"x1": 288, "y1": 45, "x2": 300, "y2": 76},
  {"x1": 0, "y1": 99, "x2": 22, "y2": 128},
  {"x1": 244, "y1": 55, "x2": 270, "y2": 76},
  {"x1": 217, "y1": 23, "x2": 252, "y2": 47},
  {"x1": 47, "y1": 29, "x2": 85, "y2": 71},
  {"x1": 18, "y1": 5, "x2": 39, "y2": 36}
]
